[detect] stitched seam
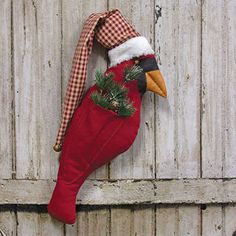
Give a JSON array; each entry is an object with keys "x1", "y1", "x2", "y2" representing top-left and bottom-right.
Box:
[{"x1": 88, "y1": 119, "x2": 125, "y2": 164}]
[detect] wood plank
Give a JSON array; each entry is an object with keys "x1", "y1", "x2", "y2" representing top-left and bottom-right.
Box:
[
  {"x1": 156, "y1": 206, "x2": 177, "y2": 236},
  {"x1": 1, "y1": 179, "x2": 236, "y2": 204},
  {"x1": 65, "y1": 221, "x2": 77, "y2": 236},
  {"x1": 156, "y1": 206, "x2": 226, "y2": 236},
  {"x1": 77, "y1": 208, "x2": 109, "y2": 236},
  {"x1": 75, "y1": 207, "x2": 153, "y2": 236},
  {"x1": 66, "y1": 208, "x2": 110, "y2": 236},
  {"x1": 39, "y1": 213, "x2": 64, "y2": 236},
  {"x1": 110, "y1": 208, "x2": 132, "y2": 235},
  {"x1": 76, "y1": 211, "x2": 88, "y2": 236},
  {"x1": 154, "y1": 0, "x2": 201, "y2": 178},
  {"x1": 13, "y1": 0, "x2": 61, "y2": 179},
  {"x1": 157, "y1": 206, "x2": 201, "y2": 236},
  {"x1": 201, "y1": 0, "x2": 225, "y2": 178},
  {"x1": 202, "y1": 205, "x2": 223, "y2": 236},
  {"x1": 109, "y1": 0, "x2": 156, "y2": 179},
  {"x1": 17, "y1": 212, "x2": 40, "y2": 235},
  {"x1": 133, "y1": 206, "x2": 154, "y2": 236},
  {"x1": 0, "y1": 0, "x2": 13, "y2": 179},
  {"x1": 223, "y1": 1, "x2": 236, "y2": 179},
  {"x1": 202, "y1": 0, "x2": 236, "y2": 178},
  {"x1": 61, "y1": 0, "x2": 107, "y2": 179},
  {"x1": 17, "y1": 211, "x2": 64, "y2": 236},
  {"x1": 224, "y1": 205, "x2": 236, "y2": 236},
  {"x1": 0, "y1": 210, "x2": 16, "y2": 236},
  {"x1": 156, "y1": 206, "x2": 177, "y2": 235},
  {"x1": 178, "y1": 206, "x2": 201, "y2": 236}
]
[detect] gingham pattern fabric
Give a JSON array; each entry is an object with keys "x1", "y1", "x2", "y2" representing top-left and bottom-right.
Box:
[
  {"x1": 54, "y1": 9, "x2": 140, "y2": 151},
  {"x1": 95, "y1": 10, "x2": 140, "y2": 49}
]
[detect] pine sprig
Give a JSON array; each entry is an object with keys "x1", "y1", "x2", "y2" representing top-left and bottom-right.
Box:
[
  {"x1": 124, "y1": 65, "x2": 143, "y2": 82},
  {"x1": 91, "y1": 65, "x2": 142, "y2": 117},
  {"x1": 118, "y1": 100, "x2": 136, "y2": 116},
  {"x1": 94, "y1": 70, "x2": 113, "y2": 91},
  {"x1": 108, "y1": 83, "x2": 128, "y2": 102},
  {"x1": 91, "y1": 92, "x2": 111, "y2": 109}
]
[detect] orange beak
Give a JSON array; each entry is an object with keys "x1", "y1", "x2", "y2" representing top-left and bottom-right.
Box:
[{"x1": 145, "y1": 70, "x2": 167, "y2": 97}]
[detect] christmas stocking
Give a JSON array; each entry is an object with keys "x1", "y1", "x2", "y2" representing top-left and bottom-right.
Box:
[{"x1": 47, "y1": 9, "x2": 167, "y2": 224}]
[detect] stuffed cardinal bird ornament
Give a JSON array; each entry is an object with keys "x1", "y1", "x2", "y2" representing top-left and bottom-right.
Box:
[{"x1": 47, "y1": 9, "x2": 167, "y2": 224}]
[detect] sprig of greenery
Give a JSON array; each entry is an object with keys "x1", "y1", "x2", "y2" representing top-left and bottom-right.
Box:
[
  {"x1": 94, "y1": 70, "x2": 113, "y2": 91},
  {"x1": 108, "y1": 82, "x2": 128, "y2": 102},
  {"x1": 91, "y1": 92, "x2": 111, "y2": 109},
  {"x1": 124, "y1": 65, "x2": 143, "y2": 82},
  {"x1": 91, "y1": 65, "x2": 143, "y2": 117},
  {"x1": 118, "y1": 100, "x2": 136, "y2": 116}
]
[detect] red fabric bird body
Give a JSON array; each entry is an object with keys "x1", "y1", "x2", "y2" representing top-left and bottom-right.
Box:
[
  {"x1": 48, "y1": 53, "x2": 166, "y2": 224},
  {"x1": 48, "y1": 9, "x2": 167, "y2": 225},
  {"x1": 48, "y1": 57, "x2": 141, "y2": 224}
]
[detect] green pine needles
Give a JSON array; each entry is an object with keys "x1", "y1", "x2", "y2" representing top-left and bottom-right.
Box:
[
  {"x1": 124, "y1": 65, "x2": 143, "y2": 83},
  {"x1": 90, "y1": 65, "x2": 143, "y2": 117}
]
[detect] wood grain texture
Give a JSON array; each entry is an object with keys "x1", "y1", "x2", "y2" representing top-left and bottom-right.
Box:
[
  {"x1": 65, "y1": 222, "x2": 77, "y2": 236},
  {"x1": 1, "y1": 206, "x2": 236, "y2": 235},
  {"x1": 133, "y1": 206, "x2": 155, "y2": 236},
  {"x1": 17, "y1": 211, "x2": 64, "y2": 236},
  {"x1": 202, "y1": 0, "x2": 236, "y2": 178},
  {"x1": 224, "y1": 205, "x2": 236, "y2": 236},
  {"x1": 156, "y1": 206, "x2": 177, "y2": 235},
  {"x1": 0, "y1": 0, "x2": 13, "y2": 179},
  {"x1": 1, "y1": 179, "x2": 236, "y2": 205},
  {"x1": 202, "y1": 205, "x2": 223, "y2": 236},
  {"x1": 77, "y1": 208, "x2": 109, "y2": 236},
  {"x1": 0, "y1": 210, "x2": 16, "y2": 236},
  {"x1": 110, "y1": 207, "x2": 155, "y2": 236},
  {"x1": 155, "y1": 0, "x2": 201, "y2": 179},
  {"x1": 65, "y1": 208, "x2": 110, "y2": 235},
  {"x1": 17, "y1": 212, "x2": 40, "y2": 236},
  {"x1": 110, "y1": 208, "x2": 132, "y2": 235},
  {"x1": 156, "y1": 206, "x2": 201, "y2": 236},
  {"x1": 38, "y1": 213, "x2": 64, "y2": 236},
  {"x1": 13, "y1": 0, "x2": 61, "y2": 179},
  {"x1": 178, "y1": 206, "x2": 201, "y2": 236}
]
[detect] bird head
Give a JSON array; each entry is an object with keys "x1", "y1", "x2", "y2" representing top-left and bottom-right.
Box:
[{"x1": 135, "y1": 55, "x2": 167, "y2": 98}]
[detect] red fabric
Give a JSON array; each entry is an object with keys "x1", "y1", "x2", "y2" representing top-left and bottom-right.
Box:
[
  {"x1": 47, "y1": 55, "x2": 155, "y2": 224},
  {"x1": 54, "y1": 9, "x2": 140, "y2": 149}
]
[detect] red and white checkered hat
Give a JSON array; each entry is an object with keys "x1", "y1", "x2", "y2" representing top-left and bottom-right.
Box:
[{"x1": 53, "y1": 9, "x2": 154, "y2": 152}]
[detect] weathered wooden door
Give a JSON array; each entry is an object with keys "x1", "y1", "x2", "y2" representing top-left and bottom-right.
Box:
[{"x1": 0, "y1": 0, "x2": 236, "y2": 235}]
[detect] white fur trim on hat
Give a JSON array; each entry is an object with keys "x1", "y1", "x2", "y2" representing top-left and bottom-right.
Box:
[{"x1": 108, "y1": 36, "x2": 154, "y2": 67}]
